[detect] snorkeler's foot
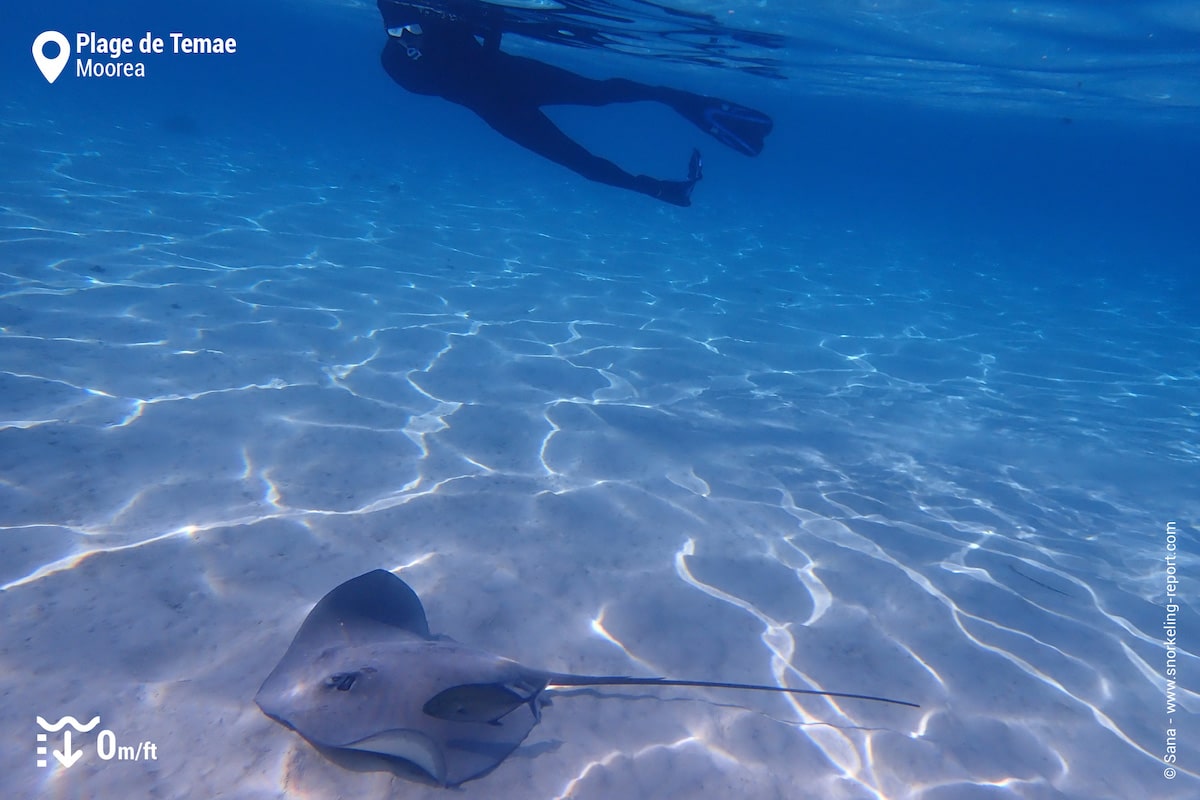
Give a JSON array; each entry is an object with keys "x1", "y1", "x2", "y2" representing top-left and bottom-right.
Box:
[
  {"x1": 687, "y1": 147, "x2": 703, "y2": 182},
  {"x1": 674, "y1": 96, "x2": 773, "y2": 156},
  {"x1": 639, "y1": 148, "x2": 703, "y2": 207}
]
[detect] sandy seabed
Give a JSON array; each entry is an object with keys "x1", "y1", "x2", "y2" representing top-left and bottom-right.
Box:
[{"x1": 1, "y1": 119, "x2": 1197, "y2": 800}]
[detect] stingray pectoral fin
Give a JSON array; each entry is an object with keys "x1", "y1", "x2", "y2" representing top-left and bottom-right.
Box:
[{"x1": 342, "y1": 729, "x2": 447, "y2": 786}]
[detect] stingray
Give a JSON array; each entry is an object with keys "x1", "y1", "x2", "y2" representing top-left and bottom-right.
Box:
[{"x1": 256, "y1": 569, "x2": 919, "y2": 787}]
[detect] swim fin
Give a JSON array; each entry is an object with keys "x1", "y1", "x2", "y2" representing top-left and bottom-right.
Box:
[
  {"x1": 649, "y1": 148, "x2": 703, "y2": 207},
  {"x1": 676, "y1": 97, "x2": 773, "y2": 157}
]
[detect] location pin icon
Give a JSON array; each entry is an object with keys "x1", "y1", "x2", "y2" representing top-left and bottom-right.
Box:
[{"x1": 33, "y1": 31, "x2": 71, "y2": 84}]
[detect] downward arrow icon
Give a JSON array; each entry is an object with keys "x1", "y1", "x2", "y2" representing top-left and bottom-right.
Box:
[{"x1": 54, "y1": 730, "x2": 82, "y2": 768}]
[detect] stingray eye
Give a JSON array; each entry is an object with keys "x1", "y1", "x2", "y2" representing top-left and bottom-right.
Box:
[{"x1": 327, "y1": 672, "x2": 359, "y2": 691}]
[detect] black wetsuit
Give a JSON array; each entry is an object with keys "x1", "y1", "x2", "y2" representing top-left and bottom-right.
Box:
[{"x1": 377, "y1": 7, "x2": 705, "y2": 205}]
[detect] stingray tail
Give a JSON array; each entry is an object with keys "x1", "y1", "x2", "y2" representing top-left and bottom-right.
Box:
[{"x1": 546, "y1": 675, "x2": 919, "y2": 709}]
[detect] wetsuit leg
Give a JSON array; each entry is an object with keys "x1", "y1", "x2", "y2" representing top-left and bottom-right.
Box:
[
  {"x1": 475, "y1": 103, "x2": 696, "y2": 205},
  {"x1": 493, "y1": 54, "x2": 773, "y2": 156},
  {"x1": 496, "y1": 55, "x2": 686, "y2": 108}
]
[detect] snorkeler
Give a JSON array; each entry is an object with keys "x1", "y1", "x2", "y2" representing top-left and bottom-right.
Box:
[{"x1": 377, "y1": 1, "x2": 773, "y2": 206}]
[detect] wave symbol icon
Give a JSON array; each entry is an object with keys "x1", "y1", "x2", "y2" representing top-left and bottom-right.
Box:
[{"x1": 36, "y1": 716, "x2": 101, "y2": 733}]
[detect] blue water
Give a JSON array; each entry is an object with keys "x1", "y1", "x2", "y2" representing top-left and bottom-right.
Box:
[{"x1": 2, "y1": 1, "x2": 1197, "y2": 799}]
